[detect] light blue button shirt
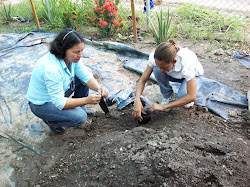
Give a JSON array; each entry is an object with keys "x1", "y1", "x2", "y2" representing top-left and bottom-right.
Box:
[{"x1": 27, "y1": 52, "x2": 93, "y2": 110}]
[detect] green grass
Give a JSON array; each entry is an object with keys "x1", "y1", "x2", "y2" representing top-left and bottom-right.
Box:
[{"x1": 172, "y1": 4, "x2": 249, "y2": 44}]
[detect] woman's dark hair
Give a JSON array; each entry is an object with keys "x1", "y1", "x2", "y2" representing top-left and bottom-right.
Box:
[
  {"x1": 154, "y1": 39, "x2": 180, "y2": 64},
  {"x1": 50, "y1": 28, "x2": 84, "y2": 59}
]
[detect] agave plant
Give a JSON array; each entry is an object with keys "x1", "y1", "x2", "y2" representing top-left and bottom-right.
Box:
[{"x1": 149, "y1": 8, "x2": 172, "y2": 45}]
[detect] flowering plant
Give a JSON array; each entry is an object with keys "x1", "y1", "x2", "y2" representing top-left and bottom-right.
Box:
[
  {"x1": 62, "y1": 9, "x2": 81, "y2": 29},
  {"x1": 84, "y1": 0, "x2": 124, "y2": 37}
]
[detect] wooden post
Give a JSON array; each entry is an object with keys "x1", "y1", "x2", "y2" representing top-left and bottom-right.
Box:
[
  {"x1": 30, "y1": 0, "x2": 40, "y2": 29},
  {"x1": 247, "y1": 89, "x2": 250, "y2": 111},
  {"x1": 131, "y1": 0, "x2": 137, "y2": 43},
  {"x1": 146, "y1": 0, "x2": 150, "y2": 29}
]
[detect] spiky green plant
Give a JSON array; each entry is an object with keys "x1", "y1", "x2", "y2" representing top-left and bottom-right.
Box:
[
  {"x1": 149, "y1": 8, "x2": 172, "y2": 45},
  {"x1": 0, "y1": 3, "x2": 12, "y2": 23}
]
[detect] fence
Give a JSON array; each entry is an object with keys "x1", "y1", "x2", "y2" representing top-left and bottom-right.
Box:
[{"x1": 1, "y1": 0, "x2": 250, "y2": 41}]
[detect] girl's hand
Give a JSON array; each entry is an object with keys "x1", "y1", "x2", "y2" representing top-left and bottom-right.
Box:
[
  {"x1": 132, "y1": 100, "x2": 145, "y2": 121},
  {"x1": 148, "y1": 103, "x2": 165, "y2": 112},
  {"x1": 87, "y1": 93, "x2": 102, "y2": 104},
  {"x1": 97, "y1": 86, "x2": 109, "y2": 98}
]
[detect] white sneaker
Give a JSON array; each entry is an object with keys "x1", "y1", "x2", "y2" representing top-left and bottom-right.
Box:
[
  {"x1": 161, "y1": 94, "x2": 175, "y2": 105},
  {"x1": 184, "y1": 102, "x2": 194, "y2": 108},
  {"x1": 161, "y1": 94, "x2": 175, "y2": 111}
]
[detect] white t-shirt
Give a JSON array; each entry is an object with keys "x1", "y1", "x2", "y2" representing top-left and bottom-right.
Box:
[{"x1": 148, "y1": 48, "x2": 204, "y2": 81}]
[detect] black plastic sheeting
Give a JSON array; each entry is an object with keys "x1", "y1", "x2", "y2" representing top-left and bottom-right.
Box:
[{"x1": 0, "y1": 31, "x2": 248, "y2": 127}]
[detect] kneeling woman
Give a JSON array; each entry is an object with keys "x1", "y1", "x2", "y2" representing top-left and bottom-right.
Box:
[
  {"x1": 132, "y1": 40, "x2": 203, "y2": 122},
  {"x1": 27, "y1": 28, "x2": 108, "y2": 134}
]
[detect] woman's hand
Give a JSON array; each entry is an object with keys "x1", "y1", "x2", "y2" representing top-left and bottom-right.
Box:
[
  {"x1": 132, "y1": 100, "x2": 145, "y2": 121},
  {"x1": 148, "y1": 103, "x2": 165, "y2": 112},
  {"x1": 97, "y1": 86, "x2": 109, "y2": 98},
  {"x1": 87, "y1": 93, "x2": 102, "y2": 104}
]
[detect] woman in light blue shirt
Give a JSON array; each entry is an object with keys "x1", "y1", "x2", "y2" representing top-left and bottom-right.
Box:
[{"x1": 27, "y1": 28, "x2": 108, "y2": 134}]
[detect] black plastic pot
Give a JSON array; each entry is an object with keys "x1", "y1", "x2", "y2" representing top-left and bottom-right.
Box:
[{"x1": 138, "y1": 111, "x2": 151, "y2": 124}]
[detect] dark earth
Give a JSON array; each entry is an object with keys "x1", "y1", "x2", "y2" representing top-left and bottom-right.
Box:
[{"x1": 1, "y1": 21, "x2": 249, "y2": 187}]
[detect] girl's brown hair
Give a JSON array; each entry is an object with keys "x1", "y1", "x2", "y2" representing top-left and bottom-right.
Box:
[{"x1": 154, "y1": 39, "x2": 180, "y2": 64}]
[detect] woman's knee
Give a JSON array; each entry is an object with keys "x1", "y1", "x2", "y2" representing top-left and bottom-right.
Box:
[{"x1": 70, "y1": 109, "x2": 87, "y2": 127}]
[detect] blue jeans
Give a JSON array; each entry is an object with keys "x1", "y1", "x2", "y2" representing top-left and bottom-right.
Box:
[
  {"x1": 29, "y1": 77, "x2": 89, "y2": 127},
  {"x1": 153, "y1": 67, "x2": 203, "y2": 100}
]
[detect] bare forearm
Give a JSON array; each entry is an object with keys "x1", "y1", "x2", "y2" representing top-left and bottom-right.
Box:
[
  {"x1": 86, "y1": 77, "x2": 99, "y2": 92},
  {"x1": 63, "y1": 97, "x2": 90, "y2": 109},
  {"x1": 163, "y1": 94, "x2": 196, "y2": 110},
  {"x1": 135, "y1": 79, "x2": 146, "y2": 101}
]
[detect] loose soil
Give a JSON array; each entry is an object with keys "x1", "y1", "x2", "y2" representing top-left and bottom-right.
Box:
[
  {"x1": 13, "y1": 106, "x2": 250, "y2": 187},
  {"x1": 1, "y1": 23, "x2": 250, "y2": 187}
]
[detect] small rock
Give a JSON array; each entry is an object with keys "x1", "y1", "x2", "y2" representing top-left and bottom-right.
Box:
[
  {"x1": 214, "y1": 48, "x2": 224, "y2": 56},
  {"x1": 162, "y1": 182, "x2": 167, "y2": 187},
  {"x1": 229, "y1": 110, "x2": 237, "y2": 117},
  {"x1": 223, "y1": 57, "x2": 230, "y2": 63},
  {"x1": 137, "y1": 36, "x2": 144, "y2": 41},
  {"x1": 226, "y1": 49, "x2": 233, "y2": 56},
  {"x1": 202, "y1": 107, "x2": 209, "y2": 113},
  {"x1": 127, "y1": 144, "x2": 132, "y2": 149}
]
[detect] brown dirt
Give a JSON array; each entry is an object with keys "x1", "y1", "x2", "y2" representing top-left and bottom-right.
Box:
[{"x1": 12, "y1": 106, "x2": 250, "y2": 187}]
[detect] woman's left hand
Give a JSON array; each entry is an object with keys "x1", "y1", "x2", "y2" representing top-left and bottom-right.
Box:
[
  {"x1": 148, "y1": 103, "x2": 165, "y2": 112},
  {"x1": 97, "y1": 86, "x2": 109, "y2": 98}
]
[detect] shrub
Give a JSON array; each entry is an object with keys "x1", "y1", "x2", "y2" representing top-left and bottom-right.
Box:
[{"x1": 83, "y1": 0, "x2": 125, "y2": 37}]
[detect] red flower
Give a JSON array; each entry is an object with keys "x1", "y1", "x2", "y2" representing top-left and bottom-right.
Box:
[
  {"x1": 94, "y1": 0, "x2": 98, "y2": 4},
  {"x1": 112, "y1": 19, "x2": 120, "y2": 27},
  {"x1": 75, "y1": 10, "x2": 79, "y2": 13},
  {"x1": 93, "y1": 7, "x2": 102, "y2": 13},
  {"x1": 72, "y1": 15, "x2": 77, "y2": 19},
  {"x1": 84, "y1": 13, "x2": 88, "y2": 17},
  {"x1": 103, "y1": 1, "x2": 112, "y2": 11},
  {"x1": 119, "y1": 17, "x2": 123, "y2": 21},
  {"x1": 113, "y1": 11, "x2": 118, "y2": 17},
  {"x1": 100, "y1": 9, "x2": 106, "y2": 14},
  {"x1": 86, "y1": 16, "x2": 92, "y2": 20},
  {"x1": 99, "y1": 18, "x2": 108, "y2": 28},
  {"x1": 92, "y1": 18, "x2": 97, "y2": 22},
  {"x1": 64, "y1": 12, "x2": 68, "y2": 15}
]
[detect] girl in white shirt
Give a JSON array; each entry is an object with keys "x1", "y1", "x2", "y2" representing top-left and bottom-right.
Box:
[{"x1": 132, "y1": 39, "x2": 204, "y2": 122}]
